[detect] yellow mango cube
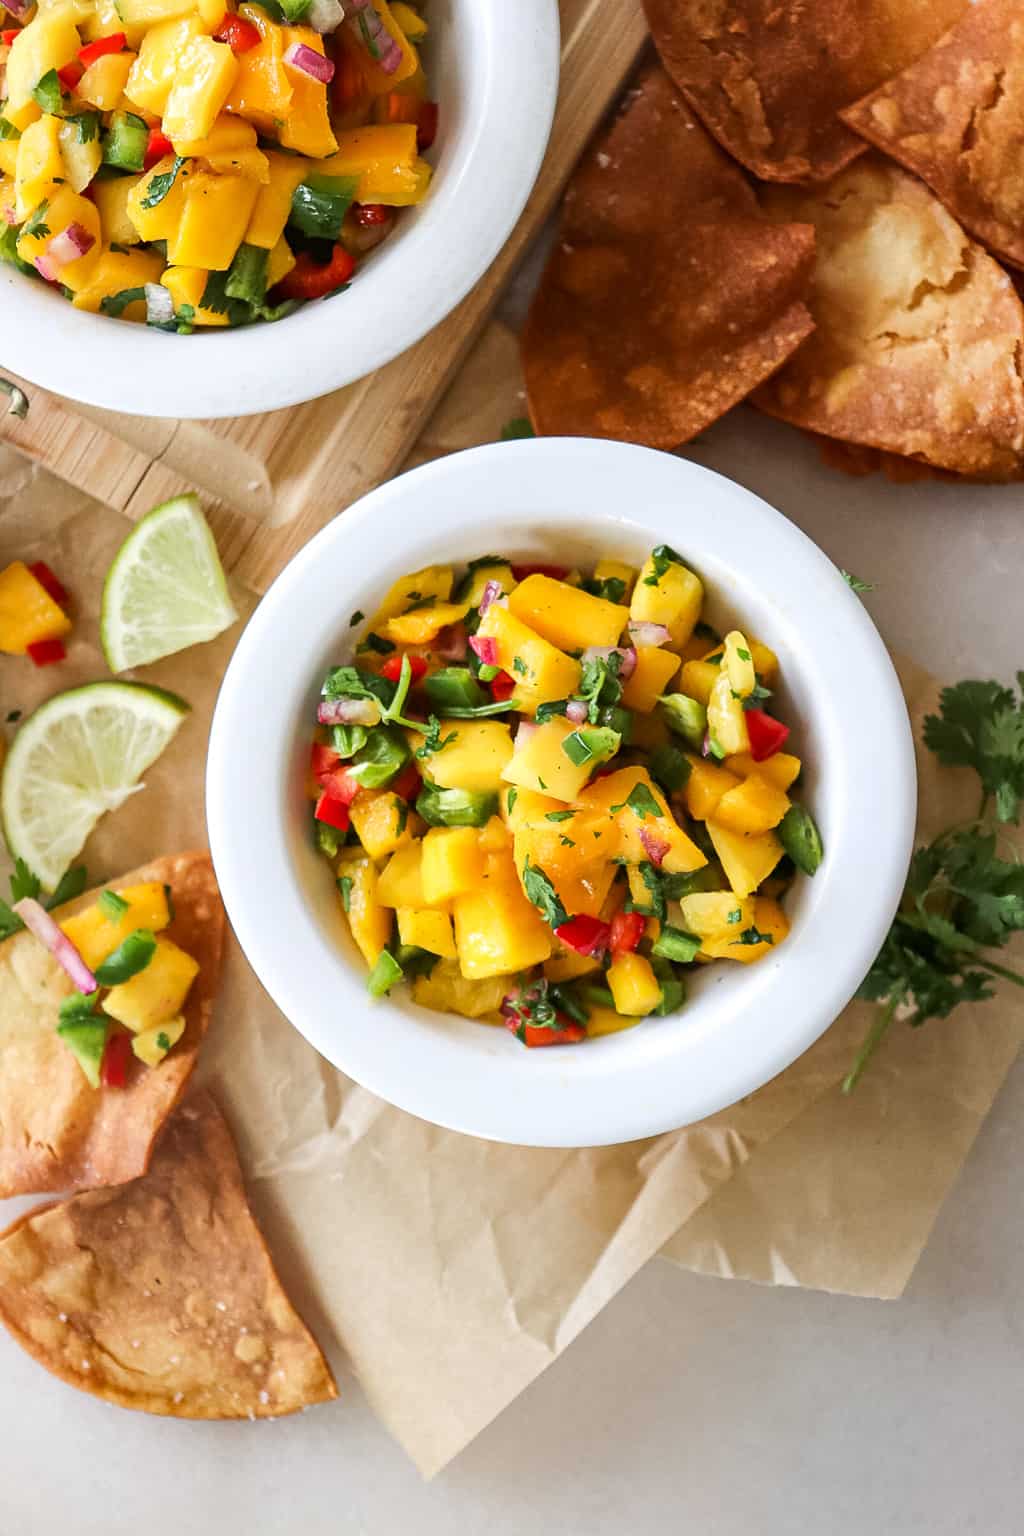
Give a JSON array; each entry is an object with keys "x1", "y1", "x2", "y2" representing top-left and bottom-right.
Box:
[
  {"x1": 621, "y1": 646, "x2": 680, "y2": 713},
  {"x1": 475, "y1": 603, "x2": 580, "y2": 710},
  {"x1": 507, "y1": 573, "x2": 629, "y2": 652},
  {"x1": 684, "y1": 758, "x2": 742, "y2": 821},
  {"x1": 0, "y1": 143, "x2": 18, "y2": 178},
  {"x1": 412, "y1": 960, "x2": 507, "y2": 1020},
  {"x1": 61, "y1": 882, "x2": 172, "y2": 969},
  {"x1": 93, "y1": 174, "x2": 142, "y2": 246},
  {"x1": 579, "y1": 767, "x2": 706, "y2": 875},
  {"x1": 338, "y1": 853, "x2": 391, "y2": 966},
  {"x1": 82, "y1": 0, "x2": 146, "y2": 49},
  {"x1": 706, "y1": 821, "x2": 784, "y2": 899},
  {"x1": 377, "y1": 839, "x2": 427, "y2": 908},
  {"x1": 103, "y1": 937, "x2": 199, "y2": 1033},
  {"x1": 461, "y1": 560, "x2": 515, "y2": 607},
  {"x1": 547, "y1": 860, "x2": 618, "y2": 921},
  {"x1": 586, "y1": 1004, "x2": 641, "y2": 1037},
  {"x1": 607, "y1": 952, "x2": 662, "y2": 1017},
  {"x1": 72, "y1": 248, "x2": 167, "y2": 318},
  {"x1": 592, "y1": 558, "x2": 637, "y2": 598},
  {"x1": 420, "y1": 827, "x2": 484, "y2": 905},
  {"x1": 478, "y1": 815, "x2": 510, "y2": 853},
  {"x1": 169, "y1": 171, "x2": 259, "y2": 269},
  {"x1": 321, "y1": 123, "x2": 427, "y2": 204},
  {"x1": 630, "y1": 551, "x2": 704, "y2": 649},
  {"x1": 750, "y1": 640, "x2": 779, "y2": 683},
  {"x1": 126, "y1": 154, "x2": 194, "y2": 242},
  {"x1": 501, "y1": 718, "x2": 598, "y2": 804},
  {"x1": 117, "y1": 0, "x2": 199, "y2": 25},
  {"x1": 162, "y1": 37, "x2": 238, "y2": 144},
  {"x1": 265, "y1": 235, "x2": 295, "y2": 287},
  {"x1": 246, "y1": 151, "x2": 309, "y2": 248},
  {"x1": 678, "y1": 892, "x2": 753, "y2": 939},
  {"x1": 223, "y1": 5, "x2": 292, "y2": 134},
  {"x1": 382, "y1": 600, "x2": 470, "y2": 646},
  {"x1": 410, "y1": 719, "x2": 514, "y2": 794},
  {"x1": 78, "y1": 51, "x2": 136, "y2": 112},
  {"x1": 707, "y1": 668, "x2": 750, "y2": 757},
  {"x1": 4, "y1": 11, "x2": 80, "y2": 127},
  {"x1": 500, "y1": 786, "x2": 563, "y2": 831},
  {"x1": 161, "y1": 265, "x2": 229, "y2": 326},
  {"x1": 725, "y1": 751, "x2": 801, "y2": 792},
  {"x1": 18, "y1": 187, "x2": 102, "y2": 293},
  {"x1": 679, "y1": 658, "x2": 719, "y2": 706},
  {"x1": 349, "y1": 789, "x2": 414, "y2": 862},
  {"x1": 397, "y1": 907, "x2": 456, "y2": 959},
  {"x1": 700, "y1": 897, "x2": 790, "y2": 963},
  {"x1": 391, "y1": 1, "x2": 428, "y2": 41},
  {"x1": 125, "y1": 17, "x2": 206, "y2": 117},
  {"x1": 172, "y1": 114, "x2": 267, "y2": 180},
  {"x1": 543, "y1": 945, "x2": 602, "y2": 983},
  {"x1": 15, "y1": 114, "x2": 64, "y2": 222},
  {"x1": 197, "y1": 0, "x2": 228, "y2": 27},
  {"x1": 453, "y1": 849, "x2": 551, "y2": 979},
  {"x1": 58, "y1": 118, "x2": 104, "y2": 195},
  {"x1": 713, "y1": 773, "x2": 790, "y2": 835},
  {"x1": 279, "y1": 26, "x2": 337, "y2": 158},
  {"x1": 132, "y1": 1012, "x2": 186, "y2": 1066},
  {"x1": 367, "y1": 564, "x2": 453, "y2": 628}
]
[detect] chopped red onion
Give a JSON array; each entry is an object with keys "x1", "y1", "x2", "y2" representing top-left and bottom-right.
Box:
[
  {"x1": 284, "y1": 41, "x2": 336, "y2": 83},
  {"x1": 47, "y1": 222, "x2": 94, "y2": 266},
  {"x1": 469, "y1": 634, "x2": 499, "y2": 667},
  {"x1": 306, "y1": 0, "x2": 345, "y2": 33},
  {"x1": 565, "y1": 699, "x2": 588, "y2": 725},
  {"x1": 144, "y1": 283, "x2": 174, "y2": 328},
  {"x1": 434, "y1": 622, "x2": 467, "y2": 660},
  {"x1": 2, "y1": 0, "x2": 30, "y2": 18},
  {"x1": 13, "y1": 897, "x2": 97, "y2": 993},
  {"x1": 2, "y1": 204, "x2": 17, "y2": 227},
  {"x1": 581, "y1": 644, "x2": 636, "y2": 680},
  {"x1": 347, "y1": 1, "x2": 402, "y2": 73},
  {"x1": 639, "y1": 827, "x2": 671, "y2": 867},
  {"x1": 478, "y1": 579, "x2": 503, "y2": 618},
  {"x1": 317, "y1": 697, "x2": 381, "y2": 726},
  {"x1": 627, "y1": 620, "x2": 671, "y2": 649},
  {"x1": 701, "y1": 732, "x2": 712, "y2": 759},
  {"x1": 514, "y1": 720, "x2": 537, "y2": 751},
  {"x1": 33, "y1": 254, "x2": 59, "y2": 283}
]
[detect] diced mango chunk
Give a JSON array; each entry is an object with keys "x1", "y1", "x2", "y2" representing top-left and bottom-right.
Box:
[
  {"x1": 579, "y1": 767, "x2": 706, "y2": 874},
  {"x1": 412, "y1": 960, "x2": 507, "y2": 1020},
  {"x1": 502, "y1": 717, "x2": 603, "y2": 804},
  {"x1": 246, "y1": 151, "x2": 309, "y2": 249},
  {"x1": 377, "y1": 839, "x2": 428, "y2": 909},
  {"x1": 420, "y1": 827, "x2": 484, "y2": 905},
  {"x1": 725, "y1": 752, "x2": 801, "y2": 791},
  {"x1": 132, "y1": 1012, "x2": 186, "y2": 1066},
  {"x1": 707, "y1": 667, "x2": 750, "y2": 757},
  {"x1": 607, "y1": 952, "x2": 662, "y2": 1016},
  {"x1": 713, "y1": 773, "x2": 790, "y2": 835},
  {"x1": 60, "y1": 883, "x2": 172, "y2": 969},
  {"x1": 349, "y1": 790, "x2": 414, "y2": 862},
  {"x1": 475, "y1": 603, "x2": 580, "y2": 710},
  {"x1": 127, "y1": 154, "x2": 194, "y2": 243},
  {"x1": 678, "y1": 892, "x2": 754, "y2": 939},
  {"x1": 453, "y1": 849, "x2": 551, "y2": 979},
  {"x1": 630, "y1": 552, "x2": 703, "y2": 649},
  {"x1": 507, "y1": 573, "x2": 628, "y2": 652},
  {"x1": 410, "y1": 719, "x2": 513, "y2": 794},
  {"x1": 700, "y1": 897, "x2": 790, "y2": 962},
  {"x1": 78, "y1": 51, "x2": 135, "y2": 112},
  {"x1": 103, "y1": 937, "x2": 199, "y2": 1033},
  {"x1": 278, "y1": 26, "x2": 337, "y2": 157},
  {"x1": 684, "y1": 758, "x2": 742, "y2": 821},
  {"x1": 339, "y1": 853, "x2": 391, "y2": 966},
  {"x1": 586, "y1": 1004, "x2": 641, "y2": 1037},
  {"x1": 72, "y1": 248, "x2": 166, "y2": 319},
  {"x1": 161, "y1": 265, "x2": 230, "y2": 326},
  {"x1": 679, "y1": 658, "x2": 719, "y2": 705},
  {"x1": 397, "y1": 906, "x2": 456, "y2": 958},
  {"x1": 368, "y1": 565, "x2": 453, "y2": 628},
  {"x1": 620, "y1": 645, "x2": 680, "y2": 713},
  {"x1": 125, "y1": 17, "x2": 206, "y2": 118},
  {"x1": 382, "y1": 601, "x2": 470, "y2": 646},
  {"x1": 15, "y1": 113, "x2": 63, "y2": 222},
  {"x1": 706, "y1": 821, "x2": 784, "y2": 899},
  {"x1": 0, "y1": 560, "x2": 72, "y2": 654}
]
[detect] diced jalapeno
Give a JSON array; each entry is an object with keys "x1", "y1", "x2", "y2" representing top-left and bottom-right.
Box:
[{"x1": 778, "y1": 803, "x2": 824, "y2": 876}]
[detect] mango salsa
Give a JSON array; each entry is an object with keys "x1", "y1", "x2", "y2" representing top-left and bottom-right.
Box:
[{"x1": 309, "y1": 544, "x2": 822, "y2": 1048}]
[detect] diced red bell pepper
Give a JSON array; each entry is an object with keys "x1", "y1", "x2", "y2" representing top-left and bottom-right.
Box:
[
  {"x1": 27, "y1": 637, "x2": 66, "y2": 666},
  {"x1": 511, "y1": 563, "x2": 569, "y2": 582},
  {"x1": 489, "y1": 670, "x2": 515, "y2": 702},
  {"x1": 509, "y1": 1017, "x2": 586, "y2": 1048},
  {"x1": 57, "y1": 60, "x2": 84, "y2": 90},
  {"x1": 311, "y1": 741, "x2": 342, "y2": 783},
  {"x1": 78, "y1": 31, "x2": 126, "y2": 65},
  {"x1": 1, "y1": 30, "x2": 21, "y2": 47},
  {"x1": 144, "y1": 128, "x2": 174, "y2": 172},
  {"x1": 214, "y1": 15, "x2": 261, "y2": 53},
  {"x1": 28, "y1": 561, "x2": 69, "y2": 608},
  {"x1": 314, "y1": 788, "x2": 351, "y2": 832},
  {"x1": 100, "y1": 1029, "x2": 131, "y2": 1088},
  {"x1": 272, "y1": 244, "x2": 356, "y2": 302},
  {"x1": 380, "y1": 652, "x2": 427, "y2": 684},
  {"x1": 554, "y1": 913, "x2": 610, "y2": 958},
  {"x1": 352, "y1": 203, "x2": 392, "y2": 228},
  {"x1": 745, "y1": 708, "x2": 790, "y2": 762},
  {"x1": 609, "y1": 910, "x2": 646, "y2": 954},
  {"x1": 390, "y1": 761, "x2": 422, "y2": 802}
]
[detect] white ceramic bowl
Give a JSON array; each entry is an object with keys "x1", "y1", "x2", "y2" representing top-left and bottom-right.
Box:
[
  {"x1": 0, "y1": 1, "x2": 559, "y2": 419},
  {"x1": 207, "y1": 439, "x2": 917, "y2": 1147}
]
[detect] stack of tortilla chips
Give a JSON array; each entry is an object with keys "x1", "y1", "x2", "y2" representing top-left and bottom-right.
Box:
[
  {"x1": 524, "y1": 0, "x2": 1024, "y2": 481},
  {"x1": 0, "y1": 854, "x2": 337, "y2": 1421}
]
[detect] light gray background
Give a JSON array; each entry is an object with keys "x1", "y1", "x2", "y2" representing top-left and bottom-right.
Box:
[{"x1": 1, "y1": 402, "x2": 1022, "y2": 1530}]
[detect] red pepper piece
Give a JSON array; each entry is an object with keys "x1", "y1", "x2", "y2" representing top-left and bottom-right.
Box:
[
  {"x1": 314, "y1": 788, "x2": 351, "y2": 832},
  {"x1": 352, "y1": 202, "x2": 392, "y2": 227},
  {"x1": 28, "y1": 561, "x2": 70, "y2": 607},
  {"x1": 511, "y1": 562, "x2": 569, "y2": 582},
  {"x1": 144, "y1": 127, "x2": 174, "y2": 172},
  {"x1": 1, "y1": 29, "x2": 21, "y2": 46},
  {"x1": 745, "y1": 708, "x2": 790, "y2": 762},
  {"x1": 78, "y1": 31, "x2": 126, "y2": 65},
  {"x1": 311, "y1": 741, "x2": 342, "y2": 783},
  {"x1": 416, "y1": 100, "x2": 438, "y2": 151},
  {"x1": 323, "y1": 764, "x2": 361, "y2": 804},
  {"x1": 27, "y1": 638, "x2": 66, "y2": 666},
  {"x1": 609, "y1": 910, "x2": 646, "y2": 954},
  {"x1": 57, "y1": 60, "x2": 84, "y2": 90},
  {"x1": 214, "y1": 14, "x2": 261, "y2": 53},
  {"x1": 509, "y1": 1018, "x2": 586, "y2": 1048},
  {"x1": 390, "y1": 761, "x2": 422, "y2": 802},
  {"x1": 489, "y1": 670, "x2": 515, "y2": 702},
  {"x1": 380, "y1": 652, "x2": 427, "y2": 684},
  {"x1": 554, "y1": 913, "x2": 610, "y2": 957},
  {"x1": 272, "y1": 244, "x2": 356, "y2": 303},
  {"x1": 100, "y1": 1029, "x2": 132, "y2": 1088}
]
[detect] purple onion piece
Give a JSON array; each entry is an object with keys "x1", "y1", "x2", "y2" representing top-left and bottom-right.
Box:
[
  {"x1": 478, "y1": 579, "x2": 503, "y2": 617},
  {"x1": 627, "y1": 620, "x2": 671, "y2": 649},
  {"x1": 317, "y1": 697, "x2": 381, "y2": 726},
  {"x1": 565, "y1": 699, "x2": 588, "y2": 725},
  {"x1": 283, "y1": 41, "x2": 336, "y2": 84}
]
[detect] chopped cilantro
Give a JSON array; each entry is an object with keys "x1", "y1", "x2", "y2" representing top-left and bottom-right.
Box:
[
  {"x1": 23, "y1": 202, "x2": 51, "y2": 241},
  {"x1": 582, "y1": 575, "x2": 627, "y2": 604},
  {"x1": 32, "y1": 69, "x2": 66, "y2": 115},
  {"x1": 349, "y1": 609, "x2": 364, "y2": 627},
  {"x1": 98, "y1": 889, "x2": 130, "y2": 922},
  {"x1": 415, "y1": 714, "x2": 457, "y2": 760},
  {"x1": 726, "y1": 908, "x2": 742, "y2": 925},
  {"x1": 736, "y1": 647, "x2": 751, "y2": 662},
  {"x1": 512, "y1": 656, "x2": 527, "y2": 676},
  {"x1": 357, "y1": 632, "x2": 395, "y2": 655},
  {"x1": 559, "y1": 835, "x2": 576, "y2": 847},
  {"x1": 614, "y1": 783, "x2": 663, "y2": 820},
  {"x1": 545, "y1": 810, "x2": 576, "y2": 822},
  {"x1": 338, "y1": 874, "x2": 353, "y2": 912},
  {"x1": 99, "y1": 287, "x2": 147, "y2": 318},
  {"x1": 155, "y1": 1031, "x2": 171, "y2": 1052},
  {"x1": 500, "y1": 417, "x2": 534, "y2": 441},
  {"x1": 923, "y1": 677, "x2": 1024, "y2": 823},
  {"x1": 841, "y1": 570, "x2": 875, "y2": 593},
  {"x1": 140, "y1": 156, "x2": 185, "y2": 210},
  {"x1": 521, "y1": 858, "x2": 568, "y2": 928},
  {"x1": 643, "y1": 544, "x2": 685, "y2": 586},
  {"x1": 732, "y1": 926, "x2": 775, "y2": 948}
]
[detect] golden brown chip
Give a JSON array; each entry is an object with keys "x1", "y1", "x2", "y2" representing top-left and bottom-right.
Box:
[
  {"x1": 0, "y1": 1091, "x2": 338, "y2": 1419},
  {"x1": 643, "y1": 0, "x2": 969, "y2": 183},
  {"x1": 842, "y1": 0, "x2": 1024, "y2": 271},
  {"x1": 0, "y1": 852, "x2": 224, "y2": 1198},
  {"x1": 521, "y1": 64, "x2": 816, "y2": 447},
  {"x1": 753, "y1": 157, "x2": 1024, "y2": 478}
]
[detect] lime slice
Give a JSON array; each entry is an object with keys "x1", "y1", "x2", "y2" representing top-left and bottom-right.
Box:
[
  {"x1": 101, "y1": 494, "x2": 237, "y2": 673},
  {"x1": 2, "y1": 683, "x2": 189, "y2": 891}
]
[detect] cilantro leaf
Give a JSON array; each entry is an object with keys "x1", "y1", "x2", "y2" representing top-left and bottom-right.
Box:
[
  {"x1": 140, "y1": 156, "x2": 186, "y2": 210},
  {"x1": 500, "y1": 417, "x2": 534, "y2": 441},
  {"x1": 98, "y1": 889, "x2": 131, "y2": 922},
  {"x1": 841, "y1": 570, "x2": 875, "y2": 593},
  {"x1": 643, "y1": 544, "x2": 685, "y2": 585},
  {"x1": 99, "y1": 287, "x2": 147, "y2": 318},
  {"x1": 47, "y1": 866, "x2": 87, "y2": 909},
  {"x1": 23, "y1": 201, "x2": 51, "y2": 240},
  {"x1": 9, "y1": 858, "x2": 40, "y2": 904},
  {"x1": 923, "y1": 677, "x2": 1024, "y2": 823},
  {"x1": 521, "y1": 859, "x2": 568, "y2": 928},
  {"x1": 415, "y1": 714, "x2": 457, "y2": 760}
]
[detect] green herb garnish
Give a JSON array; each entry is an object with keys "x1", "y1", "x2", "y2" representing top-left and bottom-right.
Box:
[
  {"x1": 141, "y1": 156, "x2": 185, "y2": 209},
  {"x1": 643, "y1": 544, "x2": 685, "y2": 585},
  {"x1": 841, "y1": 570, "x2": 875, "y2": 593},
  {"x1": 94, "y1": 928, "x2": 157, "y2": 986},
  {"x1": 98, "y1": 890, "x2": 131, "y2": 922},
  {"x1": 521, "y1": 858, "x2": 569, "y2": 928}
]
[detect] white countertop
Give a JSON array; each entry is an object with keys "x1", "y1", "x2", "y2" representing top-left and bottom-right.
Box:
[{"x1": 3, "y1": 405, "x2": 1022, "y2": 1533}]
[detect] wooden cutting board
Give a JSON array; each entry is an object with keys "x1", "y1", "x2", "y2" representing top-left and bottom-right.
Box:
[{"x1": 0, "y1": 0, "x2": 646, "y2": 594}]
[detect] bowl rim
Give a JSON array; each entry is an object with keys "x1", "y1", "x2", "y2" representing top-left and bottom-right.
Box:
[
  {"x1": 0, "y1": 0, "x2": 560, "y2": 420},
  {"x1": 206, "y1": 438, "x2": 918, "y2": 1147}
]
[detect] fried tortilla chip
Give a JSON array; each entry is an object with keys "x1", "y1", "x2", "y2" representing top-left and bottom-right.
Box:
[
  {"x1": 643, "y1": 0, "x2": 969, "y2": 183},
  {"x1": 521, "y1": 65, "x2": 816, "y2": 447},
  {"x1": 0, "y1": 1092, "x2": 337, "y2": 1419},
  {"x1": 0, "y1": 852, "x2": 223, "y2": 1198},
  {"x1": 754, "y1": 157, "x2": 1024, "y2": 478},
  {"x1": 842, "y1": 0, "x2": 1024, "y2": 271}
]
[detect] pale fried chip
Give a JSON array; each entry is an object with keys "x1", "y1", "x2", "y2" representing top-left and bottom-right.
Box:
[
  {"x1": 842, "y1": 0, "x2": 1024, "y2": 271},
  {"x1": 0, "y1": 852, "x2": 224, "y2": 1198},
  {"x1": 0, "y1": 1092, "x2": 338, "y2": 1419},
  {"x1": 754, "y1": 157, "x2": 1024, "y2": 478},
  {"x1": 643, "y1": 0, "x2": 969, "y2": 183},
  {"x1": 521, "y1": 64, "x2": 816, "y2": 447}
]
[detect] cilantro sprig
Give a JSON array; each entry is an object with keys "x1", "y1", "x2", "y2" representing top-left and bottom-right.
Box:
[
  {"x1": 923, "y1": 677, "x2": 1024, "y2": 824},
  {"x1": 0, "y1": 860, "x2": 88, "y2": 941}
]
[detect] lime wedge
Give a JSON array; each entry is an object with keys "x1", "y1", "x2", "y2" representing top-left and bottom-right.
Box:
[
  {"x1": 101, "y1": 494, "x2": 237, "y2": 673},
  {"x1": 2, "y1": 683, "x2": 189, "y2": 891}
]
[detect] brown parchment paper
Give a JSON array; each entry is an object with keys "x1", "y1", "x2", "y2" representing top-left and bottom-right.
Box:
[{"x1": 0, "y1": 323, "x2": 1020, "y2": 1477}]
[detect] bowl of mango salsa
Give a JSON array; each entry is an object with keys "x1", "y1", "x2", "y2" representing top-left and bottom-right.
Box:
[
  {"x1": 207, "y1": 438, "x2": 916, "y2": 1146},
  {"x1": 0, "y1": 0, "x2": 559, "y2": 415}
]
